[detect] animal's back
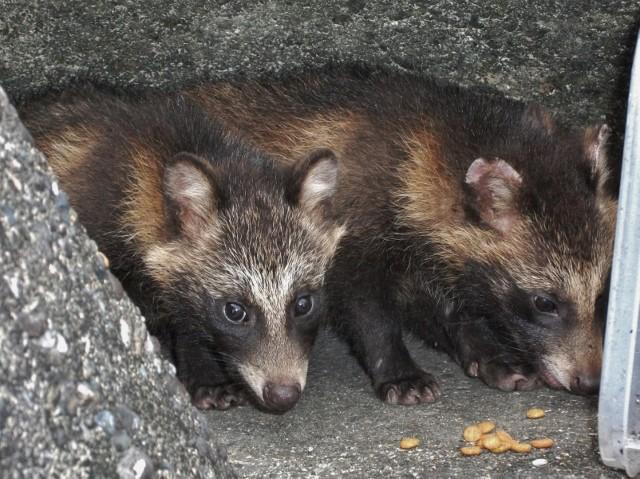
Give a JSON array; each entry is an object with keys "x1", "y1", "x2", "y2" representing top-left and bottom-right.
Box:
[
  {"x1": 188, "y1": 66, "x2": 617, "y2": 401},
  {"x1": 187, "y1": 67, "x2": 547, "y2": 236},
  {"x1": 22, "y1": 89, "x2": 260, "y2": 269},
  {"x1": 20, "y1": 87, "x2": 347, "y2": 413}
]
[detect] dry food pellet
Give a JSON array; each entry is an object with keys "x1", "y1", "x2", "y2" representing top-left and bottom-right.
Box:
[
  {"x1": 530, "y1": 438, "x2": 554, "y2": 449},
  {"x1": 479, "y1": 434, "x2": 501, "y2": 450},
  {"x1": 490, "y1": 443, "x2": 511, "y2": 454},
  {"x1": 496, "y1": 429, "x2": 514, "y2": 445},
  {"x1": 511, "y1": 442, "x2": 533, "y2": 453},
  {"x1": 460, "y1": 415, "x2": 555, "y2": 457},
  {"x1": 460, "y1": 446, "x2": 482, "y2": 456},
  {"x1": 526, "y1": 408, "x2": 545, "y2": 419},
  {"x1": 399, "y1": 437, "x2": 421, "y2": 450},
  {"x1": 463, "y1": 425, "x2": 482, "y2": 442},
  {"x1": 478, "y1": 421, "x2": 496, "y2": 434}
]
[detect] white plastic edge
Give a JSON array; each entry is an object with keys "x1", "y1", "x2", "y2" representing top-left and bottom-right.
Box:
[{"x1": 599, "y1": 33, "x2": 640, "y2": 478}]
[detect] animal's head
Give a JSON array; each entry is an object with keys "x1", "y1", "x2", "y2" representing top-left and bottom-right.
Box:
[
  {"x1": 450, "y1": 106, "x2": 617, "y2": 395},
  {"x1": 145, "y1": 147, "x2": 344, "y2": 413}
]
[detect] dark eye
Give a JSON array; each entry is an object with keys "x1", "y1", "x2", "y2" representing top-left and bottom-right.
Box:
[
  {"x1": 223, "y1": 302, "x2": 247, "y2": 323},
  {"x1": 533, "y1": 295, "x2": 558, "y2": 315},
  {"x1": 294, "y1": 295, "x2": 313, "y2": 317}
]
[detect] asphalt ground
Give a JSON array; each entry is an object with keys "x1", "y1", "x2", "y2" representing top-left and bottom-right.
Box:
[
  {"x1": 206, "y1": 332, "x2": 617, "y2": 478},
  {"x1": 2, "y1": 1, "x2": 639, "y2": 477}
]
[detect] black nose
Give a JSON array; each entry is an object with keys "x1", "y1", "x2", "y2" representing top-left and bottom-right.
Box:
[
  {"x1": 263, "y1": 383, "x2": 301, "y2": 412},
  {"x1": 570, "y1": 374, "x2": 600, "y2": 395}
]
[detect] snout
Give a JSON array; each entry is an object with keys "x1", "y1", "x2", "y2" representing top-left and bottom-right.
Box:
[
  {"x1": 263, "y1": 382, "x2": 302, "y2": 413},
  {"x1": 568, "y1": 355, "x2": 601, "y2": 395},
  {"x1": 569, "y1": 371, "x2": 600, "y2": 395},
  {"x1": 237, "y1": 360, "x2": 308, "y2": 414},
  {"x1": 540, "y1": 358, "x2": 601, "y2": 395}
]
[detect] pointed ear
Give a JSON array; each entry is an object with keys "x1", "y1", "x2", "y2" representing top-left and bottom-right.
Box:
[
  {"x1": 465, "y1": 158, "x2": 523, "y2": 235},
  {"x1": 584, "y1": 123, "x2": 610, "y2": 194},
  {"x1": 522, "y1": 103, "x2": 556, "y2": 135},
  {"x1": 163, "y1": 152, "x2": 218, "y2": 239},
  {"x1": 287, "y1": 148, "x2": 339, "y2": 219}
]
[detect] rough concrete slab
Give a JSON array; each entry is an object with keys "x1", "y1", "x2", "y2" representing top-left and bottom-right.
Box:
[
  {"x1": 0, "y1": 88, "x2": 235, "y2": 478},
  {"x1": 3, "y1": 1, "x2": 638, "y2": 129},
  {"x1": 207, "y1": 333, "x2": 617, "y2": 478},
  {"x1": 2, "y1": 1, "x2": 639, "y2": 477}
]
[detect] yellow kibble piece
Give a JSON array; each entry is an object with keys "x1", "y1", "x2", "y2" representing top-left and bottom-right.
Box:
[
  {"x1": 526, "y1": 408, "x2": 545, "y2": 419},
  {"x1": 478, "y1": 421, "x2": 496, "y2": 434},
  {"x1": 399, "y1": 437, "x2": 421, "y2": 450},
  {"x1": 490, "y1": 443, "x2": 511, "y2": 454},
  {"x1": 530, "y1": 438, "x2": 554, "y2": 449},
  {"x1": 463, "y1": 425, "x2": 482, "y2": 442},
  {"x1": 496, "y1": 429, "x2": 514, "y2": 445},
  {"x1": 479, "y1": 434, "x2": 501, "y2": 450},
  {"x1": 511, "y1": 442, "x2": 533, "y2": 453},
  {"x1": 460, "y1": 446, "x2": 482, "y2": 456}
]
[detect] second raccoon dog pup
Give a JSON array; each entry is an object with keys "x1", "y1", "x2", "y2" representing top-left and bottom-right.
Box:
[
  {"x1": 21, "y1": 91, "x2": 344, "y2": 413},
  {"x1": 188, "y1": 66, "x2": 616, "y2": 403}
]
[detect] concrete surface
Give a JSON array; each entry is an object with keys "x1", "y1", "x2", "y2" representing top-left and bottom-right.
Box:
[
  {"x1": 210, "y1": 333, "x2": 615, "y2": 478},
  {"x1": 3, "y1": 1, "x2": 638, "y2": 129},
  {"x1": 0, "y1": 89, "x2": 234, "y2": 478},
  {"x1": 2, "y1": 0, "x2": 640, "y2": 478}
]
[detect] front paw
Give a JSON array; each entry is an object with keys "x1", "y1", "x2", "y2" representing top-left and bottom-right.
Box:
[
  {"x1": 376, "y1": 372, "x2": 441, "y2": 405},
  {"x1": 465, "y1": 360, "x2": 542, "y2": 392},
  {"x1": 191, "y1": 383, "x2": 249, "y2": 410}
]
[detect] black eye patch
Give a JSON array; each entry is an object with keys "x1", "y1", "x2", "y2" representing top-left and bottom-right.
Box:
[{"x1": 533, "y1": 295, "x2": 558, "y2": 315}]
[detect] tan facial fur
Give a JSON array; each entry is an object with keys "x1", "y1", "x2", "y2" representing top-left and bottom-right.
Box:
[
  {"x1": 396, "y1": 125, "x2": 618, "y2": 388},
  {"x1": 144, "y1": 195, "x2": 343, "y2": 397},
  {"x1": 37, "y1": 127, "x2": 99, "y2": 201},
  {"x1": 121, "y1": 143, "x2": 166, "y2": 249},
  {"x1": 540, "y1": 205, "x2": 616, "y2": 385}
]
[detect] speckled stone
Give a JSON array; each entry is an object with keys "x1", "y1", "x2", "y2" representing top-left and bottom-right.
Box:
[
  {"x1": 2, "y1": 0, "x2": 638, "y2": 133},
  {"x1": 0, "y1": 88, "x2": 235, "y2": 478},
  {"x1": 1, "y1": 1, "x2": 638, "y2": 477}
]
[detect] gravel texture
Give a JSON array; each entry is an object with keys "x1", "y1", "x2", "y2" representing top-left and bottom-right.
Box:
[
  {"x1": 1, "y1": 1, "x2": 639, "y2": 477},
  {"x1": 211, "y1": 333, "x2": 618, "y2": 478},
  {"x1": 3, "y1": 0, "x2": 638, "y2": 129},
  {"x1": 0, "y1": 88, "x2": 235, "y2": 478}
]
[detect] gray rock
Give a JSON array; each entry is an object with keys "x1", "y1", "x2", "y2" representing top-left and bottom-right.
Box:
[
  {"x1": 1, "y1": 1, "x2": 638, "y2": 477},
  {"x1": 3, "y1": 0, "x2": 638, "y2": 131},
  {"x1": 112, "y1": 430, "x2": 133, "y2": 452},
  {"x1": 117, "y1": 447, "x2": 154, "y2": 479},
  {"x1": 95, "y1": 410, "x2": 117, "y2": 436},
  {"x1": 0, "y1": 88, "x2": 234, "y2": 478}
]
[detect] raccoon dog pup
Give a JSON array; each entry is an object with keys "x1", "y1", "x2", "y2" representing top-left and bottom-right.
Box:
[
  {"x1": 22, "y1": 90, "x2": 344, "y2": 413},
  {"x1": 187, "y1": 66, "x2": 617, "y2": 404}
]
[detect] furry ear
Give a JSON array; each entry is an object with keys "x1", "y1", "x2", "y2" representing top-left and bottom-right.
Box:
[
  {"x1": 584, "y1": 123, "x2": 610, "y2": 194},
  {"x1": 465, "y1": 158, "x2": 523, "y2": 235},
  {"x1": 522, "y1": 103, "x2": 556, "y2": 135},
  {"x1": 287, "y1": 148, "x2": 339, "y2": 219},
  {"x1": 163, "y1": 152, "x2": 218, "y2": 239}
]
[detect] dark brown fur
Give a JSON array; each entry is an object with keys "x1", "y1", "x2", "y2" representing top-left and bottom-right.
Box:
[
  {"x1": 21, "y1": 90, "x2": 345, "y2": 413},
  {"x1": 185, "y1": 65, "x2": 616, "y2": 402}
]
